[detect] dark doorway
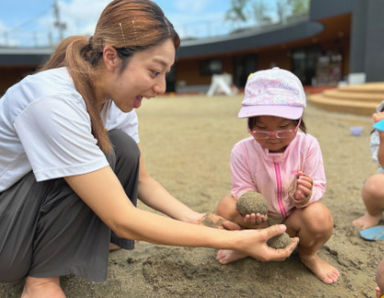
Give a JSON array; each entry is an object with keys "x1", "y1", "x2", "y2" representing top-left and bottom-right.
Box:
[
  {"x1": 291, "y1": 46, "x2": 321, "y2": 85},
  {"x1": 233, "y1": 54, "x2": 258, "y2": 88},
  {"x1": 166, "y1": 66, "x2": 176, "y2": 92}
]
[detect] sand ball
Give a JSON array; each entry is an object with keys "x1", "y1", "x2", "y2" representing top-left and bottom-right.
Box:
[
  {"x1": 267, "y1": 232, "x2": 290, "y2": 249},
  {"x1": 236, "y1": 192, "x2": 268, "y2": 216}
]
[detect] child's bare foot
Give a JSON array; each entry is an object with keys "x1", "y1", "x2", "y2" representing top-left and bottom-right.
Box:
[
  {"x1": 300, "y1": 253, "x2": 339, "y2": 284},
  {"x1": 216, "y1": 249, "x2": 248, "y2": 264},
  {"x1": 352, "y1": 213, "x2": 382, "y2": 230}
]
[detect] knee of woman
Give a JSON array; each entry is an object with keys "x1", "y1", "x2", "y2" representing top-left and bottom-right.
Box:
[
  {"x1": 108, "y1": 129, "x2": 140, "y2": 162},
  {"x1": 0, "y1": 257, "x2": 28, "y2": 282}
]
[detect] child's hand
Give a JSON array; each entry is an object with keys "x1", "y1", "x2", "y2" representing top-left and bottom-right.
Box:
[
  {"x1": 372, "y1": 112, "x2": 384, "y2": 124},
  {"x1": 373, "y1": 112, "x2": 384, "y2": 140},
  {"x1": 290, "y1": 171, "x2": 313, "y2": 208},
  {"x1": 242, "y1": 213, "x2": 268, "y2": 229}
]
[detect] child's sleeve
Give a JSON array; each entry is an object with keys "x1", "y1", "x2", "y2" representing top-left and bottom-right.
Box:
[
  {"x1": 230, "y1": 144, "x2": 257, "y2": 199},
  {"x1": 302, "y1": 137, "x2": 326, "y2": 203}
]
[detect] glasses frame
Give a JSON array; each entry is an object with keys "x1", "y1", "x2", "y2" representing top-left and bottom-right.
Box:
[{"x1": 249, "y1": 118, "x2": 302, "y2": 140}]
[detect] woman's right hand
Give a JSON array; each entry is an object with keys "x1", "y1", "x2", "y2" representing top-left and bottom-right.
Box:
[{"x1": 237, "y1": 224, "x2": 299, "y2": 262}]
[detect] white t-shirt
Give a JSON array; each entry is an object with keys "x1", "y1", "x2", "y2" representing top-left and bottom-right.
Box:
[{"x1": 0, "y1": 67, "x2": 139, "y2": 192}]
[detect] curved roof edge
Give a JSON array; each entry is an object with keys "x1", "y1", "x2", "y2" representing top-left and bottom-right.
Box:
[
  {"x1": 0, "y1": 47, "x2": 52, "y2": 66},
  {"x1": 177, "y1": 20, "x2": 324, "y2": 59}
]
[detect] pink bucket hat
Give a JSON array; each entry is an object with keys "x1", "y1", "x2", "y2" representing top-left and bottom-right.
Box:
[{"x1": 238, "y1": 67, "x2": 306, "y2": 119}]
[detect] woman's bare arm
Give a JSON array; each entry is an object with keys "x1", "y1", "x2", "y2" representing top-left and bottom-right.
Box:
[{"x1": 64, "y1": 166, "x2": 298, "y2": 260}]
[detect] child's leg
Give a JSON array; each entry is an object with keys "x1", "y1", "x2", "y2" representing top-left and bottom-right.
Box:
[
  {"x1": 215, "y1": 195, "x2": 270, "y2": 264},
  {"x1": 284, "y1": 202, "x2": 339, "y2": 284},
  {"x1": 216, "y1": 195, "x2": 244, "y2": 226},
  {"x1": 216, "y1": 196, "x2": 248, "y2": 264},
  {"x1": 216, "y1": 195, "x2": 268, "y2": 229},
  {"x1": 376, "y1": 257, "x2": 384, "y2": 297},
  {"x1": 216, "y1": 196, "x2": 247, "y2": 264},
  {"x1": 353, "y1": 173, "x2": 384, "y2": 230}
]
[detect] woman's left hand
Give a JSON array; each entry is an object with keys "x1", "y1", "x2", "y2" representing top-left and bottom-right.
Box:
[{"x1": 198, "y1": 213, "x2": 241, "y2": 230}]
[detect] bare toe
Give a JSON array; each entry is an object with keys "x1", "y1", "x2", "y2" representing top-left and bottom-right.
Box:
[
  {"x1": 216, "y1": 249, "x2": 247, "y2": 264},
  {"x1": 300, "y1": 254, "x2": 339, "y2": 284}
]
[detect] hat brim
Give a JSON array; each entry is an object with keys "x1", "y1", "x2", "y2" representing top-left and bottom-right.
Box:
[
  {"x1": 373, "y1": 119, "x2": 384, "y2": 131},
  {"x1": 238, "y1": 105, "x2": 304, "y2": 120}
]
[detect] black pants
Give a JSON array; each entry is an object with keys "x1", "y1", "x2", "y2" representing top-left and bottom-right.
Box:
[{"x1": 0, "y1": 130, "x2": 140, "y2": 282}]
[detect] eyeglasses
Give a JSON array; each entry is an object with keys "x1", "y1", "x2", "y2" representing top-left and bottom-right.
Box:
[{"x1": 249, "y1": 119, "x2": 301, "y2": 140}]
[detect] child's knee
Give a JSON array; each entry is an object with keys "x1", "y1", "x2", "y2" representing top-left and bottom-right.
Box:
[
  {"x1": 216, "y1": 196, "x2": 236, "y2": 217},
  {"x1": 303, "y1": 203, "x2": 333, "y2": 233},
  {"x1": 363, "y1": 174, "x2": 384, "y2": 198}
]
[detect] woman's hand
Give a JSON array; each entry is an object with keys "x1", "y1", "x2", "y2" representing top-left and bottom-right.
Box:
[
  {"x1": 198, "y1": 213, "x2": 241, "y2": 230},
  {"x1": 240, "y1": 224, "x2": 299, "y2": 262},
  {"x1": 290, "y1": 171, "x2": 313, "y2": 208}
]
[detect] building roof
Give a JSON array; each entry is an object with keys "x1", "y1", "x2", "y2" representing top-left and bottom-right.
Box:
[
  {"x1": 178, "y1": 19, "x2": 324, "y2": 59},
  {"x1": 0, "y1": 47, "x2": 51, "y2": 66}
]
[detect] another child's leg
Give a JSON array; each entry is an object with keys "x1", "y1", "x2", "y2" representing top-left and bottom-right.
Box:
[
  {"x1": 376, "y1": 257, "x2": 384, "y2": 297},
  {"x1": 216, "y1": 196, "x2": 248, "y2": 264},
  {"x1": 284, "y1": 202, "x2": 339, "y2": 284},
  {"x1": 353, "y1": 173, "x2": 384, "y2": 230}
]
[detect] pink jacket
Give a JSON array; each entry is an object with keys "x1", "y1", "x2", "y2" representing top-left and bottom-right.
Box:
[{"x1": 230, "y1": 132, "x2": 326, "y2": 219}]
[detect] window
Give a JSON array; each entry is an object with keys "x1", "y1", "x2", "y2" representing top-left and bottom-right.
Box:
[{"x1": 199, "y1": 59, "x2": 223, "y2": 76}]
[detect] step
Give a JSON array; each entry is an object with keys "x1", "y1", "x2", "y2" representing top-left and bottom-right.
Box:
[
  {"x1": 309, "y1": 94, "x2": 377, "y2": 116},
  {"x1": 322, "y1": 89, "x2": 384, "y2": 102},
  {"x1": 338, "y1": 83, "x2": 384, "y2": 93}
]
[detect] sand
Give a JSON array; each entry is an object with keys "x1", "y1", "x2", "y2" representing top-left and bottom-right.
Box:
[{"x1": 0, "y1": 94, "x2": 381, "y2": 297}]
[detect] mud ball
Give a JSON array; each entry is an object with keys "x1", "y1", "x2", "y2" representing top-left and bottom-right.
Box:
[
  {"x1": 236, "y1": 192, "x2": 268, "y2": 216},
  {"x1": 267, "y1": 232, "x2": 290, "y2": 249}
]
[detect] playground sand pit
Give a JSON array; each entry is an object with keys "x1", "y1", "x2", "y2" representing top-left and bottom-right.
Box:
[{"x1": 1, "y1": 94, "x2": 381, "y2": 297}]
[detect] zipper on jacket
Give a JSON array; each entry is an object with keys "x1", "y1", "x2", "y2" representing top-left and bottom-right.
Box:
[{"x1": 274, "y1": 162, "x2": 287, "y2": 218}]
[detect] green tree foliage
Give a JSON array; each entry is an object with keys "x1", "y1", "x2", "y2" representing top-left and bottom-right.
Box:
[
  {"x1": 289, "y1": 0, "x2": 310, "y2": 15},
  {"x1": 226, "y1": 0, "x2": 310, "y2": 25},
  {"x1": 252, "y1": 0, "x2": 272, "y2": 25},
  {"x1": 225, "y1": 0, "x2": 250, "y2": 23}
]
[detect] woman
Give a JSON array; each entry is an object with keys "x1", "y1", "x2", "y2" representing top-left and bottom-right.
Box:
[{"x1": 0, "y1": 1, "x2": 298, "y2": 297}]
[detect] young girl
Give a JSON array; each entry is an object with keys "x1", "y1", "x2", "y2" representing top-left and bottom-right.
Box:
[
  {"x1": 353, "y1": 101, "x2": 384, "y2": 230},
  {"x1": 216, "y1": 67, "x2": 340, "y2": 284}
]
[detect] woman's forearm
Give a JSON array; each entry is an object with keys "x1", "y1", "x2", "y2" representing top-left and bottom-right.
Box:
[
  {"x1": 65, "y1": 166, "x2": 298, "y2": 262},
  {"x1": 116, "y1": 203, "x2": 231, "y2": 248}
]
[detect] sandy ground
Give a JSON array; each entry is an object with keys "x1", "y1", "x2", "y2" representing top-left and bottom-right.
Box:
[{"x1": 1, "y1": 94, "x2": 382, "y2": 297}]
